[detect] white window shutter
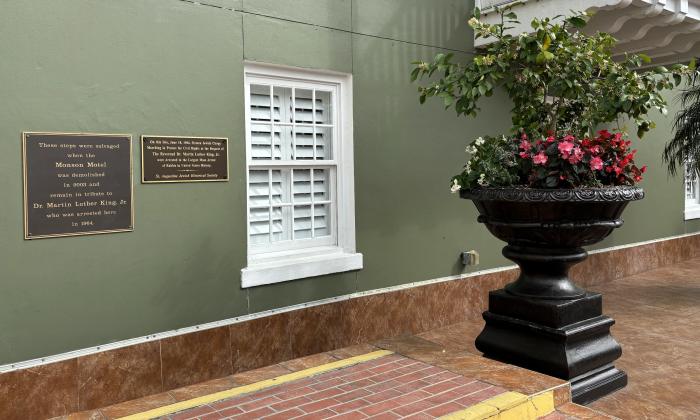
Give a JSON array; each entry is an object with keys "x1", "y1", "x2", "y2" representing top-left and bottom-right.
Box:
[{"x1": 242, "y1": 63, "x2": 361, "y2": 287}]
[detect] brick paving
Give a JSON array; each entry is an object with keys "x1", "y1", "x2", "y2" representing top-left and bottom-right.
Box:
[{"x1": 159, "y1": 354, "x2": 506, "y2": 420}]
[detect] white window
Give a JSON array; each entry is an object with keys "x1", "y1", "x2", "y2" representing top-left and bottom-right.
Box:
[
  {"x1": 685, "y1": 164, "x2": 700, "y2": 220},
  {"x1": 241, "y1": 63, "x2": 362, "y2": 288}
]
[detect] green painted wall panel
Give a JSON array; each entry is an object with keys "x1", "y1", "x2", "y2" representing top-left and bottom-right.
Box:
[
  {"x1": 0, "y1": 0, "x2": 698, "y2": 365},
  {"x1": 351, "y1": 34, "x2": 512, "y2": 291},
  {"x1": 243, "y1": 14, "x2": 353, "y2": 73},
  {"x1": 242, "y1": 0, "x2": 352, "y2": 31},
  {"x1": 246, "y1": 271, "x2": 357, "y2": 313},
  {"x1": 201, "y1": 0, "x2": 241, "y2": 10},
  {"x1": 352, "y1": 0, "x2": 474, "y2": 52},
  {"x1": 0, "y1": 0, "x2": 249, "y2": 363}
]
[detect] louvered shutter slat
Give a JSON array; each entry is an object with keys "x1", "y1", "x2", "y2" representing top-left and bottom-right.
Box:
[{"x1": 248, "y1": 81, "x2": 336, "y2": 249}]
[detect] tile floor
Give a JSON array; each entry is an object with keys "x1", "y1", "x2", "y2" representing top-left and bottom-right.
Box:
[
  {"x1": 588, "y1": 259, "x2": 700, "y2": 418},
  {"x1": 415, "y1": 259, "x2": 700, "y2": 419},
  {"x1": 58, "y1": 258, "x2": 700, "y2": 419}
]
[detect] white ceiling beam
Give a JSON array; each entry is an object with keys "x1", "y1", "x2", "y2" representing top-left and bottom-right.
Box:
[
  {"x1": 605, "y1": 0, "x2": 688, "y2": 42},
  {"x1": 476, "y1": 0, "x2": 700, "y2": 63},
  {"x1": 613, "y1": 20, "x2": 700, "y2": 54}
]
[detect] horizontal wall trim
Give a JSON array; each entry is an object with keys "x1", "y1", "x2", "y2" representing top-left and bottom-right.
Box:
[{"x1": 2, "y1": 230, "x2": 698, "y2": 373}]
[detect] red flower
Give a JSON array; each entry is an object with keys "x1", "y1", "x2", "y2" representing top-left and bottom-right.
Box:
[
  {"x1": 519, "y1": 139, "x2": 531, "y2": 150},
  {"x1": 533, "y1": 152, "x2": 548, "y2": 165},
  {"x1": 546, "y1": 136, "x2": 555, "y2": 143},
  {"x1": 558, "y1": 141, "x2": 575, "y2": 158},
  {"x1": 590, "y1": 156, "x2": 604, "y2": 171},
  {"x1": 568, "y1": 147, "x2": 584, "y2": 164},
  {"x1": 519, "y1": 151, "x2": 530, "y2": 159}
]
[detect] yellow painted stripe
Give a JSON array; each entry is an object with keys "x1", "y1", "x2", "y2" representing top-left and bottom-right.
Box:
[
  {"x1": 117, "y1": 350, "x2": 393, "y2": 420},
  {"x1": 440, "y1": 390, "x2": 554, "y2": 420}
]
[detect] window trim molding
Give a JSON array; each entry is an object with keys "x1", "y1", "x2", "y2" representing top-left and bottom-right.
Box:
[
  {"x1": 685, "y1": 163, "x2": 700, "y2": 221},
  {"x1": 241, "y1": 62, "x2": 362, "y2": 288},
  {"x1": 685, "y1": 204, "x2": 700, "y2": 220}
]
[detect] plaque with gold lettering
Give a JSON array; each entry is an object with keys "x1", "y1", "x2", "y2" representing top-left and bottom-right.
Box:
[
  {"x1": 22, "y1": 132, "x2": 133, "y2": 239},
  {"x1": 141, "y1": 136, "x2": 229, "y2": 183}
]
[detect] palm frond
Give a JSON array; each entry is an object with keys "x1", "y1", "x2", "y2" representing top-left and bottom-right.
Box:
[{"x1": 665, "y1": 67, "x2": 700, "y2": 177}]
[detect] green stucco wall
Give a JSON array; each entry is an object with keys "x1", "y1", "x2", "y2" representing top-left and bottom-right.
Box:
[{"x1": 0, "y1": 0, "x2": 696, "y2": 365}]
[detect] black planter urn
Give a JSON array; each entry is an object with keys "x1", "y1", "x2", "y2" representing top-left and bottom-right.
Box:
[{"x1": 460, "y1": 186, "x2": 644, "y2": 405}]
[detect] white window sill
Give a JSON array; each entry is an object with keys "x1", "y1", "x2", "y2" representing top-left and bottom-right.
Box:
[
  {"x1": 241, "y1": 248, "x2": 363, "y2": 288},
  {"x1": 685, "y1": 205, "x2": 700, "y2": 220}
]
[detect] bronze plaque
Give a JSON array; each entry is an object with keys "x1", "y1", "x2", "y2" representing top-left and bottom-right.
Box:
[
  {"x1": 141, "y1": 136, "x2": 229, "y2": 183},
  {"x1": 22, "y1": 132, "x2": 133, "y2": 239}
]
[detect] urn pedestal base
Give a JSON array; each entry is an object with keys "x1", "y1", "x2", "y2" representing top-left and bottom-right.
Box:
[{"x1": 475, "y1": 290, "x2": 627, "y2": 405}]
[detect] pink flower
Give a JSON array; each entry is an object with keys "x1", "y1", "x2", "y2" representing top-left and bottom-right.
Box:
[
  {"x1": 533, "y1": 152, "x2": 548, "y2": 165},
  {"x1": 546, "y1": 136, "x2": 555, "y2": 143},
  {"x1": 568, "y1": 147, "x2": 584, "y2": 164},
  {"x1": 519, "y1": 151, "x2": 530, "y2": 159},
  {"x1": 558, "y1": 141, "x2": 574, "y2": 158},
  {"x1": 590, "y1": 156, "x2": 603, "y2": 171},
  {"x1": 519, "y1": 139, "x2": 531, "y2": 150}
]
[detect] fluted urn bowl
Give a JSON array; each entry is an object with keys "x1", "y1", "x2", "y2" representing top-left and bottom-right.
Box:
[{"x1": 460, "y1": 186, "x2": 644, "y2": 299}]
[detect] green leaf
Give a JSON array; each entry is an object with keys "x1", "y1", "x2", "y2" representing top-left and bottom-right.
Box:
[
  {"x1": 638, "y1": 53, "x2": 651, "y2": 64},
  {"x1": 410, "y1": 68, "x2": 420, "y2": 82},
  {"x1": 542, "y1": 34, "x2": 551, "y2": 51},
  {"x1": 473, "y1": 7, "x2": 481, "y2": 19},
  {"x1": 567, "y1": 16, "x2": 587, "y2": 28},
  {"x1": 536, "y1": 51, "x2": 554, "y2": 64},
  {"x1": 690, "y1": 57, "x2": 697, "y2": 71}
]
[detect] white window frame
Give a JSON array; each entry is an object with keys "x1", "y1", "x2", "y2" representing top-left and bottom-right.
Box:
[
  {"x1": 685, "y1": 164, "x2": 700, "y2": 220},
  {"x1": 241, "y1": 62, "x2": 362, "y2": 288}
]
